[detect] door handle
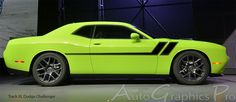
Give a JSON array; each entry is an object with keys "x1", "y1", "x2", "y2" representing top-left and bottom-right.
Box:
[{"x1": 93, "y1": 43, "x2": 101, "y2": 45}]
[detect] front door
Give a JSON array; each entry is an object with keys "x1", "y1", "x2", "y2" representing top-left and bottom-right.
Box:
[{"x1": 90, "y1": 25, "x2": 158, "y2": 74}]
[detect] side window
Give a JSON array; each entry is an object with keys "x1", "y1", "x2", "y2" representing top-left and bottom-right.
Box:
[
  {"x1": 94, "y1": 26, "x2": 134, "y2": 39},
  {"x1": 73, "y1": 26, "x2": 94, "y2": 38}
]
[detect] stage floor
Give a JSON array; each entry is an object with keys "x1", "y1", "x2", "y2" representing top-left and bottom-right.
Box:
[{"x1": 0, "y1": 75, "x2": 235, "y2": 102}]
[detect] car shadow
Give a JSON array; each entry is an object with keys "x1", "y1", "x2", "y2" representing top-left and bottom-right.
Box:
[
  {"x1": 71, "y1": 78, "x2": 176, "y2": 85},
  {"x1": 14, "y1": 77, "x2": 177, "y2": 85},
  {"x1": 10, "y1": 76, "x2": 226, "y2": 86}
]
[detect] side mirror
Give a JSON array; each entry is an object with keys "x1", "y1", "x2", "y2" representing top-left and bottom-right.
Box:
[{"x1": 130, "y1": 33, "x2": 140, "y2": 42}]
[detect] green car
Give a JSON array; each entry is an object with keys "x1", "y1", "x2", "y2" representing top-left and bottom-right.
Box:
[{"x1": 3, "y1": 21, "x2": 229, "y2": 86}]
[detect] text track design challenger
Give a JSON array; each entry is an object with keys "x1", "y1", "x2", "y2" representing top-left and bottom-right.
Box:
[{"x1": 3, "y1": 22, "x2": 229, "y2": 86}]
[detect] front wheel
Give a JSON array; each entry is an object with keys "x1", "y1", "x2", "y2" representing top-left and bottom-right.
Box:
[
  {"x1": 173, "y1": 51, "x2": 210, "y2": 85},
  {"x1": 32, "y1": 53, "x2": 69, "y2": 86}
]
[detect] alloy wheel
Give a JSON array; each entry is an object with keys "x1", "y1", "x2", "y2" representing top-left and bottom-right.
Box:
[
  {"x1": 36, "y1": 57, "x2": 62, "y2": 83},
  {"x1": 178, "y1": 55, "x2": 206, "y2": 81}
]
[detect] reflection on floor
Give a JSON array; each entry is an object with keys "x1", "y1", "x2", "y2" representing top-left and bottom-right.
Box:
[{"x1": 0, "y1": 75, "x2": 235, "y2": 102}]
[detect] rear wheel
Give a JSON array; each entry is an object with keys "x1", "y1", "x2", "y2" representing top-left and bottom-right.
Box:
[
  {"x1": 173, "y1": 51, "x2": 210, "y2": 85},
  {"x1": 32, "y1": 53, "x2": 68, "y2": 86}
]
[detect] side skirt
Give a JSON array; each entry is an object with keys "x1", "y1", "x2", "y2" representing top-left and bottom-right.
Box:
[{"x1": 70, "y1": 74, "x2": 170, "y2": 79}]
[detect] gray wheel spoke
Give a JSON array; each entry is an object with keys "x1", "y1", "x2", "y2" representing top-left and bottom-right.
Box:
[
  {"x1": 48, "y1": 57, "x2": 51, "y2": 64},
  {"x1": 48, "y1": 75, "x2": 51, "y2": 82},
  {"x1": 179, "y1": 68, "x2": 186, "y2": 73},
  {"x1": 42, "y1": 59, "x2": 48, "y2": 65},
  {"x1": 194, "y1": 58, "x2": 201, "y2": 63},
  {"x1": 52, "y1": 58, "x2": 56, "y2": 64},
  {"x1": 196, "y1": 67, "x2": 203, "y2": 71},
  {"x1": 179, "y1": 69, "x2": 184, "y2": 73},
  {"x1": 182, "y1": 72, "x2": 190, "y2": 77},
  {"x1": 37, "y1": 67, "x2": 46, "y2": 71},
  {"x1": 38, "y1": 72, "x2": 46, "y2": 76},
  {"x1": 48, "y1": 57, "x2": 51, "y2": 63},
  {"x1": 188, "y1": 72, "x2": 191, "y2": 80},
  {"x1": 55, "y1": 68, "x2": 61, "y2": 72},
  {"x1": 42, "y1": 73, "x2": 47, "y2": 81},
  {"x1": 196, "y1": 63, "x2": 204, "y2": 68},
  {"x1": 193, "y1": 72, "x2": 197, "y2": 79},
  {"x1": 53, "y1": 71, "x2": 60, "y2": 76},
  {"x1": 194, "y1": 72, "x2": 201, "y2": 76},
  {"x1": 187, "y1": 56, "x2": 189, "y2": 62},
  {"x1": 39, "y1": 62, "x2": 45, "y2": 67},
  {"x1": 192, "y1": 55, "x2": 194, "y2": 61},
  {"x1": 50, "y1": 75, "x2": 56, "y2": 80},
  {"x1": 55, "y1": 63, "x2": 61, "y2": 69}
]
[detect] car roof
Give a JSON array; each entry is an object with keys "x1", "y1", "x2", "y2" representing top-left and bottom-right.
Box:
[
  {"x1": 45, "y1": 21, "x2": 134, "y2": 36},
  {"x1": 70, "y1": 21, "x2": 133, "y2": 27}
]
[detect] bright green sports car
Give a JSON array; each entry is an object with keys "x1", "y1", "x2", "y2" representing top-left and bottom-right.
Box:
[{"x1": 4, "y1": 21, "x2": 229, "y2": 86}]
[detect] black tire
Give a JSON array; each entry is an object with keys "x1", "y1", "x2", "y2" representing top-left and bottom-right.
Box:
[
  {"x1": 172, "y1": 51, "x2": 210, "y2": 85},
  {"x1": 32, "y1": 53, "x2": 69, "y2": 86}
]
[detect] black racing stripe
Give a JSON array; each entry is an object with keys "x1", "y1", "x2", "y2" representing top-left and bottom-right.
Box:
[
  {"x1": 65, "y1": 53, "x2": 89, "y2": 55},
  {"x1": 161, "y1": 42, "x2": 178, "y2": 55},
  {"x1": 65, "y1": 42, "x2": 167, "y2": 55},
  {"x1": 65, "y1": 53, "x2": 152, "y2": 55},
  {"x1": 151, "y1": 42, "x2": 167, "y2": 54}
]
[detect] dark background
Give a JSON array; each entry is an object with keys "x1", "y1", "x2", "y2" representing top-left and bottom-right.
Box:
[
  {"x1": 38, "y1": 0, "x2": 194, "y2": 38},
  {"x1": 38, "y1": 0, "x2": 236, "y2": 45},
  {"x1": 2, "y1": 0, "x2": 234, "y2": 75},
  {"x1": 193, "y1": 0, "x2": 236, "y2": 44}
]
